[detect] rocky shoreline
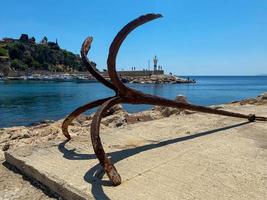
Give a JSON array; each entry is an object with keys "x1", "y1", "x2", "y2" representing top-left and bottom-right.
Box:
[
  {"x1": 0, "y1": 95, "x2": 192, "y2": 155},
  {"x1": 1, "y1": 93, "x2": 267, "y2": 155},
  {"x1": 0, "y1": 73, "x2": 196, "y2": 84},
  {"x1": 125, "y1": 74, "x2": 196, "y2": 84}
]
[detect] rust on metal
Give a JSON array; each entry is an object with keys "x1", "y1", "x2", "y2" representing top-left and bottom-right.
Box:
[{"x1": 62, "y1": 13, "x2": 267, "y2": 186}]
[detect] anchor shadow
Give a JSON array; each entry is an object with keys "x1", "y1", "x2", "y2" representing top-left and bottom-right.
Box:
[{"x1": 58, "y1": 121, "x2": 250, "y2": 200}]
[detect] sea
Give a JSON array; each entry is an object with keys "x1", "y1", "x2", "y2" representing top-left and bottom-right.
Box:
[{"x1": 0, "y1": 76, "x2": 267, "y2": 128}]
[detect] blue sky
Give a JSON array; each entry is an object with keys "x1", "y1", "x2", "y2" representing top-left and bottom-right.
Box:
[{"x1": 1, "y1": 0, "x2": 267, "y2": 75}]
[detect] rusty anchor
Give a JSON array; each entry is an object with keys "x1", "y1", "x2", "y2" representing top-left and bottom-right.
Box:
[{"x1": 62, "y1": 13, "x2": 267, "y2": 186}]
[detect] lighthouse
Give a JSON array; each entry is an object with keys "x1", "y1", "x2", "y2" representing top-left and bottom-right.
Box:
[{"x1": 153, "y1": 55, "x2": 158, "y2": 72}]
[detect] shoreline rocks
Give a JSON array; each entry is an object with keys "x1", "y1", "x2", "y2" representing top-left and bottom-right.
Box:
[
  {"x1": 1, "y1": 93, "x2": 267, "y2": 154},
  {"x1": 125, "y1": 74, "x2": 196, "y2": 84},
  {"x1": 0, "y1": 95, "x2": 190, "y2": 152},
  {"x1": 229, "y1": 92, "x2": 267, "y2": 105}
]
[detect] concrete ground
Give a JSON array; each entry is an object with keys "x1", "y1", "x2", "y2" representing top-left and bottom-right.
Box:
[
  {"x1": 0, "y1": 160, "x2": 54, "y2": 200},
  {"x1": 3, "y1": 104, "x2": 267, "y2": 200}
]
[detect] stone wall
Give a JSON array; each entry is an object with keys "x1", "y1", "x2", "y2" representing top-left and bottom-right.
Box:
[{"x1": 103, "y1": 70, "x2": 164, "y2": 77}]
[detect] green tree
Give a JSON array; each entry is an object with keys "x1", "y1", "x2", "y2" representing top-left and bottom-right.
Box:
[
  {"x1": 7, "y1": 42, "x2": 26, "y2": 59},
  {"x1": 23, "y1": 50, "x2": 33, "y2": 66},
  {"x1": 2, "y1": 36, "x2": 87, "y2": 72},
  {"x1": 30, "y1": 60, "x2": 41, "y2": 69},
  {"x1": 0, "y1": 47, "x2": 8, "y2": 57},
  {"x1": 11, "y1": 59, "x2": 28, "y2": 71}
]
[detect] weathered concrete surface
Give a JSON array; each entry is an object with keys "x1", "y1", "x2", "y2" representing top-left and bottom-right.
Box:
[
  {"x1": 4, "y1": 104, "x2": 267, "y2": 200},
  {"x1": 0, "y1": 160, "x2": 55, "y2": 200}
]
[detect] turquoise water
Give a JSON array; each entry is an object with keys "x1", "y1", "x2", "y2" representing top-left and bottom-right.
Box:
[{"x1": 0, "y1": 76, "x2": 267, "y2": 128}]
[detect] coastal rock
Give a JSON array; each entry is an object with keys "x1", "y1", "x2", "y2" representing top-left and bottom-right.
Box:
[
  {"x1": 258, "y1": 92, "x2": 267, "y2": 100},
  {"x1": 231, "y1": 92, "x2": 267, "y2": 106},
  {"x1": 40, "y1": 127, "x2": 59, "y2": 137},
  {"x1": 101, "y1": 114, "x2": 127, "y2": 128},
  {"x1": 2, "y1": 143, "x2": 10, "y2": 151},
  {"x1": 74, "y1": 114, "x2": 89, "y2": 124},
  {"x1": 154, "y1": 95, "x2": 189, "y2": 117},
  {"x1": 103, "y1": 104, "x2": 126, "y2": 117},
  {"x1": 109, "y1": 104, "x2": 126, "y2": 114},
  {"x1": 42, "y1": 119, "x2": 55, "y2": 124},
  {"x1": 93, "y1": 104, "x2": 128, "y2": 128},
  {"x1": 127, "y1": 74, "x2": 196, "y2": 84},
  {"x1": 30, "y1": 119, "x2": 55, "y2": 126},
  {"x1": 154, "y1": 106, "x2": 178, "y2": 117},
  {"x1": 125, "y1": 114, "x2": 153, "y2": 124},
  {"x1": 10, "y1": 129, "x2": 30, "y2": 140},
  {"x1": 255, "y1": 93, "x2": 267, "y2": 105},
  {"x1": 115, "y1": 122, "x2": 124, "y2": 127},
  {"x1": 175, "y1": 95, "x2": 189, "y2": 104}
]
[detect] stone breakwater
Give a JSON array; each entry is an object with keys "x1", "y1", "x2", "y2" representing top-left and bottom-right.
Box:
[{"x1": 125, "y1": 74, "x2": 196, "y2": 84}]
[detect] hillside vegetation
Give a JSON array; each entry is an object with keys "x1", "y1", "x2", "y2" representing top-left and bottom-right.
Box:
[{"x1": 0, "y1": 34, "x2": 95, "y2": 75}]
